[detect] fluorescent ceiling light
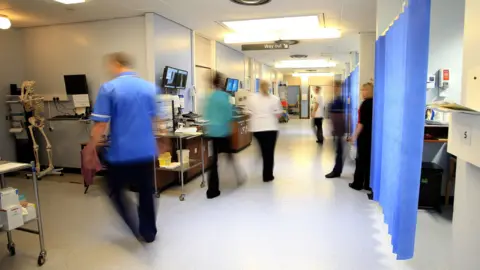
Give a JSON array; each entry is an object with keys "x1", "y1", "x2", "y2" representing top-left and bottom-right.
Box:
[
  {"x1": 224, "y1": 16, "x2": 320, "y2": 33},
  {"x1": 54, "y1": 0, "x2": 86, "y2": 4},
  {"x1": 224, "y1": 28, "x2": 341, "y2": 44},
  {"x1": 275, "y1": 60, "x2": 336, "y2": 69},
  {"x1": 0, "y1": 15, "x2": 11, "y2": 30},
  {"x1": 223, "y1": 15, "x2": 341, "y2": 44},
  {"x1": 293, "y1": 72, "x2": 334, "y2": 77}
]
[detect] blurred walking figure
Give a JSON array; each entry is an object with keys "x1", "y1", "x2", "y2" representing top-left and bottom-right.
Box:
[
  {"x1": 311, "y1": 86, "x2": 325, "y2": 144},
  {"x1": 349, "y1": 82, "x2": 374, "y2": 200},
  {"x1": 88, "y1": 52, "x2": 158, "y2": 243},
  {"x1": 204, "y1": 72, "x2": 236, "y2": 199},
  {"x1": 326, "y1": 81, "x2": 346, "y2": 178},
  {"x1": 247, "y1": 80, "x2": 283, "y2": 182}
]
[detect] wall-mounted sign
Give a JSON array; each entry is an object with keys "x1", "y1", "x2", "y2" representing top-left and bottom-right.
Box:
[{"x1": 242, "y1": 43, "x2": 290, "y2": 51}]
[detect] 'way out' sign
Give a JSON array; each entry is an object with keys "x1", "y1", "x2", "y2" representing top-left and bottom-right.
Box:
[{"x1": 242, "y1": 43, "x2": 290, "y2": 51}]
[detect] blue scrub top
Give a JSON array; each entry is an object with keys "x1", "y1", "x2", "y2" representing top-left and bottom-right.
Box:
[{"x1": 91, "y1": 72, "x2": 158, "y2": 164}]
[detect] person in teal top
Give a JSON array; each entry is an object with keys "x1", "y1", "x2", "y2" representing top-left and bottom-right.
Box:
[
  {"x1": 204, "y1": 72, "x2": 237, "y2": 199},
  {"x1": 204, "y1": 89, "x2": 233, "y2": 137}
]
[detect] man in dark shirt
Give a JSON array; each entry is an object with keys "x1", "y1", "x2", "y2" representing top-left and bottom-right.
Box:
[
  {"x1": 326, "y1": 82, "x2": 346, "y2": 178},
  {"x1": 349, "y1": 82, "x2": 374, "y2": 200}
]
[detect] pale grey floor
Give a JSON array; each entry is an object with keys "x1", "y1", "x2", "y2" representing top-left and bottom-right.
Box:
[{"x1": 0, "y1": 120, "x2": 452, "y2": 270}]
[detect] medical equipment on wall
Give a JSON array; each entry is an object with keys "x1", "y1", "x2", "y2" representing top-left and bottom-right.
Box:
[
  {"x1": 436, "y1": 69, "x2": 450, "y2": 89},
  {"x1": 19, "y1": 81, "x2": 63, "y2": 178}
]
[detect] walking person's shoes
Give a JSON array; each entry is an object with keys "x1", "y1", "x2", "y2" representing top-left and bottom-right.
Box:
[
  {"x1": 325, "y1": 172, "x2": 341, "y2": 178},
  {"x1": 263, "y1": 176, "x2": 275, "y2": 182},
  {"x1": 348, "y1": 183, "x2": 362, "y2": 191},
  {"x1": 206, "y1": 190, "x2": 221, "y2": 199}
]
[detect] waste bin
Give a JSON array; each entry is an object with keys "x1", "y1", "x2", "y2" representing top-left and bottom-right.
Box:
[{"x1": 419, "y1": 162, "x2": 443, "y2": 212}]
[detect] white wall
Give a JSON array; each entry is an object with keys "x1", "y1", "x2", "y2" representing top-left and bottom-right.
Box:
[
  {"x1": 0, "y1": 30, "x2": 25, "y2": 160},
  {"x1": 359, "y1": 33, "x2": 376, "y2": 85},
  {"x1": 427, "y1": 0, "x2": 465, "y2": 103},
  {"x1": 153, "y1": 14, "x2": 192, "y2": 87},
  {"x1": 19, "y1": 16, "x2": 148, "y2": 168},
  {"x1": 376, "y1": 0, "x2": 403, "y2": 38},
  {"x1": 216, "y1": 43, "x2": 245, "y2": 86},
  {"x1": 22, "y1": 16, "x2": 148, "y2": 102},
  {"x1": 152, "y1": 14, "x2": 193, "y2": 111}
]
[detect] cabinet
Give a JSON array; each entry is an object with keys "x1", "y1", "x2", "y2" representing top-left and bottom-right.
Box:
[{"x1": 231, "y1": 115, "x2": 252, "y2": 152}]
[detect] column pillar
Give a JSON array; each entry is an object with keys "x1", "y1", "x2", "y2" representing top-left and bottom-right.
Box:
[{"x1": 359, "y1": 32, "x2": 376, "y2": 85}]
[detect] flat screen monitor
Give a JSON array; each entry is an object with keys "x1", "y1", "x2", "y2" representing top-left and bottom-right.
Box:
[
  {"x1": 225, "y1": 78, "x2": 234, "y2": 91},
  {"x1": 163, "y1": 66, "x2": 178, "y2": 89},
  {"x1": 64, "y1": 75, "x2": 89, "y2": 95},
  {"x1": 176, "y1": 69, "x2": 188, "y2": 89},
  {"x1": 231, "y1": 79, "x2": 239, "y2": 92}
]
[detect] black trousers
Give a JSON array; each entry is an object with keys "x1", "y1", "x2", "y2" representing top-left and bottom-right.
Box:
[
  {"x1": 313, "y1": 118, "x2": 324, "y2": 143},
  {"x1": 352, "y1": 141, "x2": 372, "y2": 190},
  {"x1": 108, "y1": 161, "x2": 157, "y2": 241},
  {"x1": 254, "y1": 131, "x2": 278, "y2": 181},
  {"x1": 207, "y1": 136, "x2": 236, "y2": 194},
  {"x1": 332, "y1": 136, "x2": 344, "y2": 174}
]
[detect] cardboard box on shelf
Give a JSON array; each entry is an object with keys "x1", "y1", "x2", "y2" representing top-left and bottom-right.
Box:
[
  {"x1": 23, "y1": 203, "x2": 37, "y2": 223},
  {"x1": 0, "y1": 188, "x2": 19, "y2": 209},
  {"x1": 0, "y1": 205, "x2": 24, "y2": 231}
]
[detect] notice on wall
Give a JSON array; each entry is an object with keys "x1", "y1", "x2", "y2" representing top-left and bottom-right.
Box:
[{"x1": 301, "y1": 94, "x2": 308, "y2": 101}]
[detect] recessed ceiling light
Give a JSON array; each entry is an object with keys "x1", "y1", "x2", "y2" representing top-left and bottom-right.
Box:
[
  {"x1": 275, "y1": 60, "x2": 336, "y2": 69},
  {"x1": 0, "y1": 15, "x2": 11, "y2": 30},
  {"x1": 54, "y1": 0, "x2": 86, "y2": 4},
  {"x1": 293, "y1": 72, "x2": 334, "y2": 77},
  {"x1": 223, "y1": 15, "x2": 341, "y2": 43},
  {"x1": 230, "y1": 0, "x2": 271, "y2": 6}
]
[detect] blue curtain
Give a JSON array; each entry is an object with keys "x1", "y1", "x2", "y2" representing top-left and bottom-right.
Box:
[
  {"x1": 350, "y1": 67, "x2": 360, "y2": 134},
  {"x1": 342, "y1": 67, "x2": 359, "y2": 135},
  {"x1": 371, "y1": 0, "x2": 431, "y2": 260}
]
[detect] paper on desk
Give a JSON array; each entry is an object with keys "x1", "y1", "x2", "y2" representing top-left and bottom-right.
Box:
[
  {"x1": 72, "y1": 94, "x2": 90, "y2": 108},
  {"x1": 174, "y1": 127, "x2": 200, "y2": 134},
  {"x1": 427, "y1": 102, "x2": 480, "y2": 114}
]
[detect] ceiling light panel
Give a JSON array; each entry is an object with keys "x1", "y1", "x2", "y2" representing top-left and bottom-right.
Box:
[
  {"x1": 54, "y1": 0, "x2": 86, "y2": 4},
  {"x1": 293, "y1": 72, "x2": 334, "y2": 77},
  {"x1": 223, "y1": 16, "x2": 320, "y2": 34},
  {"x1": 223, "y1": 15, "x2": 341, "y2": 44},
  {"x1": 275, "y1": 60, "x2": 336, "y2": 69}
]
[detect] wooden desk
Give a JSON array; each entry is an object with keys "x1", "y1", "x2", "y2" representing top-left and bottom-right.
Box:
[{"x1": 231, "y1": 115, "x2": 252, "y2": 152}]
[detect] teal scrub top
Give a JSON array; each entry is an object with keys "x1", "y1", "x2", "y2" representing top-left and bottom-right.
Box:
[{"x1": 204, "y1": 90, "x2": 233, "y2": 138}]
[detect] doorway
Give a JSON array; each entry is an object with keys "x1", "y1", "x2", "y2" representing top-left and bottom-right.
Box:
[{"x1": 287, "y1": 86, "x2": 300, "y2": 119}]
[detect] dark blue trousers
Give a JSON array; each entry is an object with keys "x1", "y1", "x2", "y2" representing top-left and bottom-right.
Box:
[{"x1": 108, "y1": 161, "x2": 157, "y2": 242}]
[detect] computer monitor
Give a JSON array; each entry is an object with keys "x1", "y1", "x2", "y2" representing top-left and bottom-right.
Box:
[
  {"x1": 64, "y1": 75, "x2": 89, "y2": 95},
  {"x1": 225, "y1": 78, "x2": 234, "y2": 91},
  {"x1": 231, "y1": 79, "x2": 239, "y2": 92},
  {"x1": 176, "y1": 69, "x2": 188, "y2": 89},
  {"x1": 163, "y1": 66, "x2": 178, "y2": 89}
]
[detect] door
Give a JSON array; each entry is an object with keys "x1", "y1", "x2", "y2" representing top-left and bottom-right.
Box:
[{"x1": 195, "y1": 66, "x2": 212, "y2": 114}]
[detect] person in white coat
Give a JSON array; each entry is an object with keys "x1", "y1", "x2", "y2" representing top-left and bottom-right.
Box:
[
  {"x1": 246, "y1": 81, "x2": 283, "y2": 182},
  {"x1": 311, "y1": 86, "x2": 325, "y2": 144}
]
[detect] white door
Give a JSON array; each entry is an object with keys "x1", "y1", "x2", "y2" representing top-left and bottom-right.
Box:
[{"x1": 194, "y1": 67, "x2": 212, "y2": 115}]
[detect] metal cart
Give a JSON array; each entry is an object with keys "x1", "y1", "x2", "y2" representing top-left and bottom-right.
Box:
[
  {"x1": 0, "y1": 161, "x2": 47, "y2": 266},
  {"x1": 155, "y1": 133, "x2": 206, "y2": 201}
]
